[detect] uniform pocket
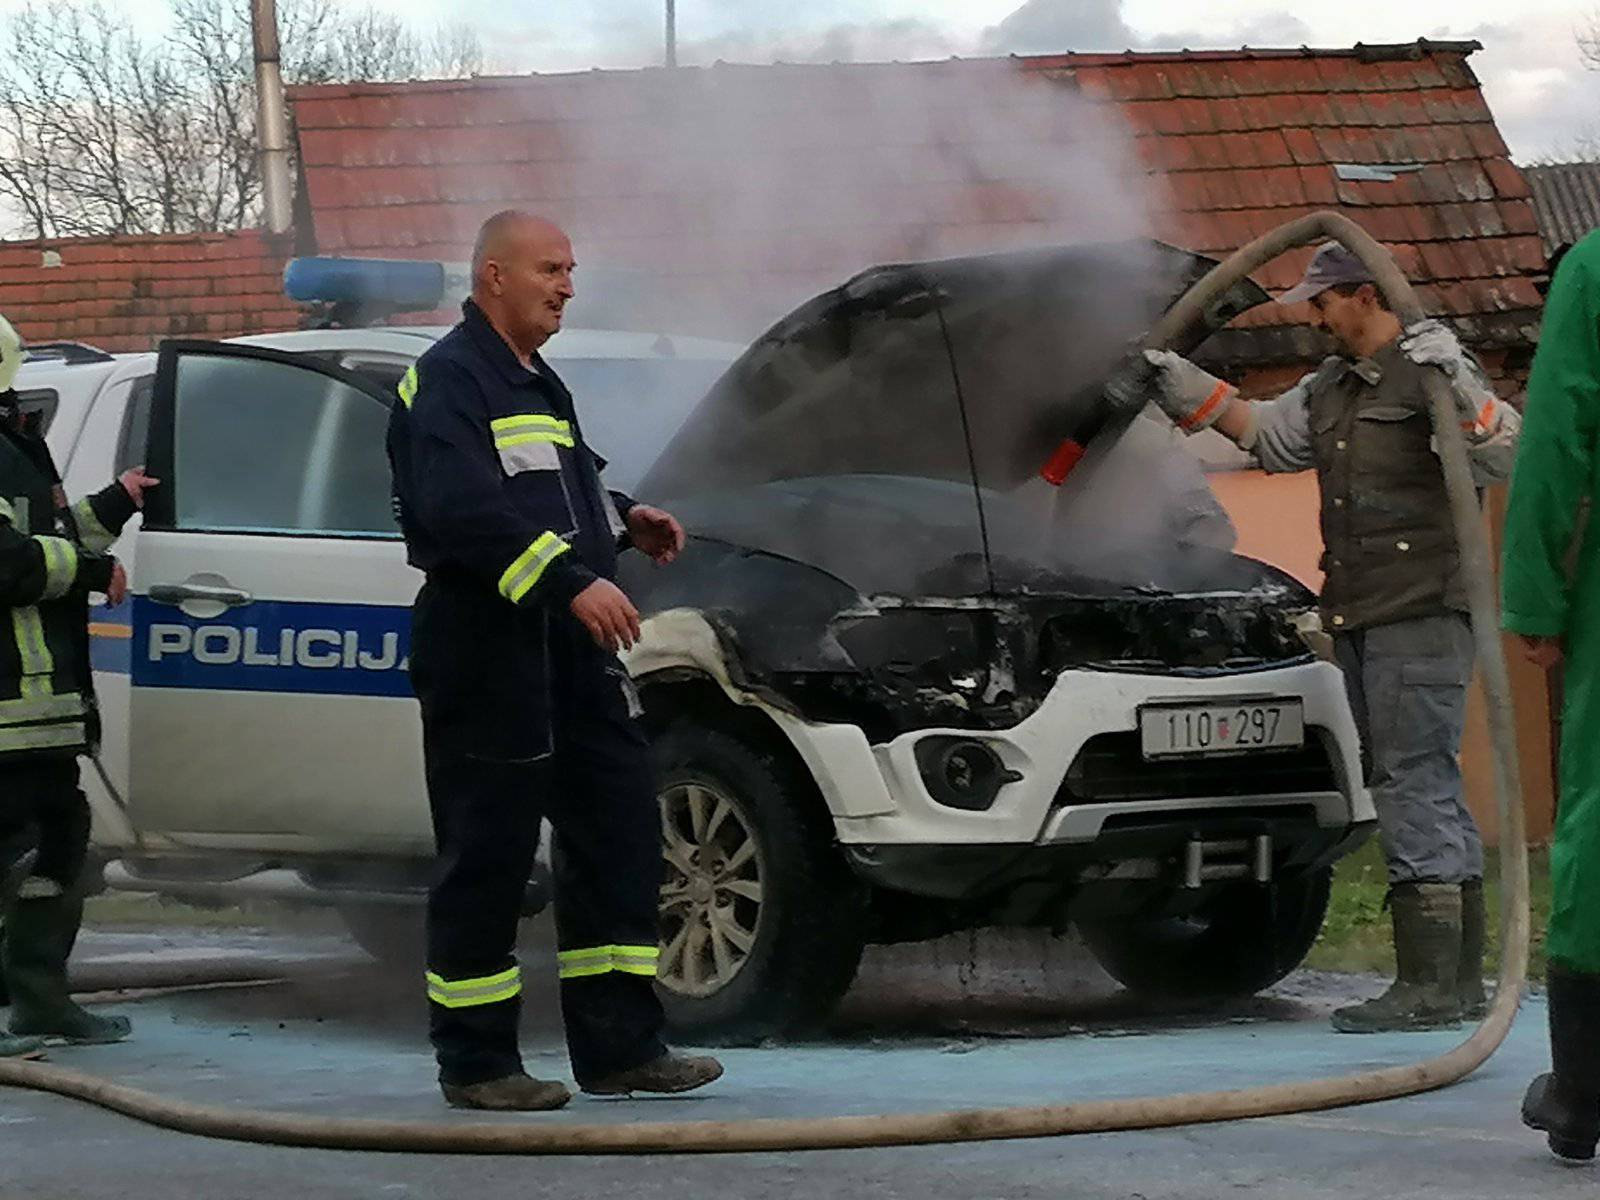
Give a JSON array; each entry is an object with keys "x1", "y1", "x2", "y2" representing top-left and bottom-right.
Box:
[{"x1": 489, "y1": 414, "x2": 573, "y2": 477}]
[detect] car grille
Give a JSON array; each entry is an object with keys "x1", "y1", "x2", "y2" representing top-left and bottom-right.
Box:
[{"x1": 1056, "y1": 730, "x2": 1339, "y2": 803}]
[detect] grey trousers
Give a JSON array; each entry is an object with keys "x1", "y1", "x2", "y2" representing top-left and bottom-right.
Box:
[{"x1": 1333, "y1": 613, "x2": 1485, "y2": 886}]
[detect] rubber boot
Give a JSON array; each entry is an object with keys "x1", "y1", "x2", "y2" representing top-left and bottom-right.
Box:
[
  {"x1": 4, "y1": 889, "x2": 130, "y2": 1044},
  {"x1": 1522, "y1": 963, "x2": 1600, "y2": 1162},
  {"x1": 1331, "y1": 882, "x2": 1463, "y2": 1033},
  {"x1": 1459, "y1": 878, "x2": 1490, "y2": 1021},
  {"x1": 0, "y1": 1032, "x2": 44, "y2": 1057}
]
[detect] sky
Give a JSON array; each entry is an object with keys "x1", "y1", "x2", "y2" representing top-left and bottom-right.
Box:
[{"x1": 9, "y1": 0, "x2": 1599, "y2": 162}]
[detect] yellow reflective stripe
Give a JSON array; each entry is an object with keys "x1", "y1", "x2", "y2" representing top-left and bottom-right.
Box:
[
  {"x1": 494, "y1": 430, "x2": 575, "y2": 451},
  {"x1": 35, "y1": 535, "x2": 78, "y2": 600},
  {"x1": 425, "y1": 965, "x2": 522, "y2": 1008},
  {"x1": 0, "y1": 722, "x2": 84, "y2": 752},
  {"x1": 557, "y1": 944, "x2": 660, "y2": 980},
  {"x1": 11, "y1": 607, "x2": 53, "y2": 698},
  {"x1": 490, "y1": 414, "x2": 569, "y2": 437},
  {"x1": 497, "y1": 531, "x2": 571, "y2": 604},
  {"x1": 397, "y1": 366, "x2": 418, "y2": 409},
  {"x1": 71, "y1": 497, "x2": 116, "y2": 552},
  {"x1": 0, "y1": 693, "x2": 84, "y2": 723}
]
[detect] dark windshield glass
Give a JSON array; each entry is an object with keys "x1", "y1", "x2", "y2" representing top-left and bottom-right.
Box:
[{"x1": 553, "y1": 357, "x2": 732, "y2": 493}]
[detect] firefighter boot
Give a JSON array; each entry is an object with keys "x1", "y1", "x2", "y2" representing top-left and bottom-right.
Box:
[
  {"x1": 440, "y1": 1073, "x2": 572, "y2": 1112},
  {"x1": 1459, "y1": 878, "x2": 1490, "y2": 1021},
  {"x1": 1331, "y1": 883, "x2": 1463, "y2": 1033},
  {"x1": 0, "y1": 1032, "x2": 44, "y2": 1056},
  {"x1": 4, "y1": 887, "x2": 130, "y2": 1044},
  {"x1": 1522, "y1": 963, "x2": 1600, "y2": 1163},
  {"x1": 581, "y1": 1052, "x2": 724, "y2": 1097}
]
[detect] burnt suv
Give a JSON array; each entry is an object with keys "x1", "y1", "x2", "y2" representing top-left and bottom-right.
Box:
[{"x1": 618, "y1": 240, "x2": 1374, "y2": 1040}]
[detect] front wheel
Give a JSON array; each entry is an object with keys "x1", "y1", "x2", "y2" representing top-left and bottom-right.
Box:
[
  {"x1": 652, "y1": 724, "x2": 867, "y2": 1044},
  {"x1": 1077, "y1": 868, "x2": 1332, "y2": 1002}
]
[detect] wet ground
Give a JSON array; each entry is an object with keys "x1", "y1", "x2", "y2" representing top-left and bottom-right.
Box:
[{"x1": 0, "y1": 915, "x2": 1590, "y2": 1199}]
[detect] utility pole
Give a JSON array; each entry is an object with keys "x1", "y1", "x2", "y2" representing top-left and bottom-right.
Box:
[
  {"x1": 251, "y1": 0, "x2": 293, "y2": 235},
  {"x1": 665, "y1": 0, "x2": 677, "y2": 68}
]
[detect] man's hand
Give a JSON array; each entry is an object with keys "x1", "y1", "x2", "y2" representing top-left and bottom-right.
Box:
[
  {"x1": 104, "y1": 561, "x2": 127, "y2": 607},
  {"x1": 1516, "y1": 634, "x2": 1563, "y2": 670},
  {"x1": 625, "y1": 505, "x2": 685, "y2": 565},
  {"x1": 119, "y1": 467, "x2": 160, "y2": 509},
  {"x1": 1140, "y1": 349, "x2": 1236, "y2": 435},
  {"x1": 570, "y1": 579, "x2": 642, "y2": 652}
]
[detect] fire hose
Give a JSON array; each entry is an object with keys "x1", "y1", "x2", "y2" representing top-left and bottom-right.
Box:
[{"x1": 0, "y1": 211, "x2": 1531, "y2": 1154}]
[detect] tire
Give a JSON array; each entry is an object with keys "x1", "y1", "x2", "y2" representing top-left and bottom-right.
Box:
[
  {"x1": 652, "y1": 723, "x2": 868, "y2": 1044},
  {"x1": 1077, "y1": 867, "x2": 1333, "y2": 1002},
  {"x1": 340, "y1": 904, "x2": 425, "y2": 970}
]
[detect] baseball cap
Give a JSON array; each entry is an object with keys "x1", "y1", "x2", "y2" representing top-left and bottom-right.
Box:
[{"x1": 1278, "y1": 242, "x2": 1375, "y2": 306}]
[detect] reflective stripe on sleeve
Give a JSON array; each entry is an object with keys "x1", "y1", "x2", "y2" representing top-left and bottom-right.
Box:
[
  {"x1": 71, "y1": 497, "x2": 117, "y2": 552},
  {"x1": 424, "y1": 965, "x2": 521, "y2": 1008},
  {"x1": 0, "y1": 693, "x2": 85, "y2": 724},
  {"x1": 35, "y1": 535, "x2": 78, "y2": 600},
  {"x1": 497, "y1": 531, "x2": 571, "y2": 604},
  {"x1": 11, "y1": 607, "x2": 54, "y2": 698},
  {"x1": 0, "y1": 722, "x2": 84, "y2": 753},
  {"x1": 397, "y1": 366, "x2": 418, "y2": 409},
  {"x1": 0, "y1": 496, "x2": 12, "y2": 523},
  {"x1": 556, "y1": 944, "x2": 660, "y2": 980}
]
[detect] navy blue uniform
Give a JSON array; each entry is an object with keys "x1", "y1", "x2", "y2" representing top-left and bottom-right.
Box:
[{"x1": 387, "y1": 300, "x2": 666, "y2": 1088}]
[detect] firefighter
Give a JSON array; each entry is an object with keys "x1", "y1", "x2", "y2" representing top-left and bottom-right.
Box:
[
  {"x1": 1139, "y1": 242, "x2": 1521, "y2": 1033},
  {"x1": 1500, "y1": 230, "x2": 1600, "y2": 1162},
  {"x1": 0, "y1": 313, "x2": 156, "y2": 1051},
  {"x1": 387, "y1": 211, "x2": 722, "y2": 1111}
]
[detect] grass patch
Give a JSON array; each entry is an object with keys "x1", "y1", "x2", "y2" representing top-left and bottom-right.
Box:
[{"x1": 1305, "y1": 837, "x2": 1552, "y2": 982}]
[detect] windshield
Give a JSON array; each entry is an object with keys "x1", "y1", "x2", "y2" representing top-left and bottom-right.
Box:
[
  {"x1": 551, "y1": 357, "x2": 733, "y2": 493},
  {"x1": 639, "y1": 241, "x2": 1268, "y2": 598}
]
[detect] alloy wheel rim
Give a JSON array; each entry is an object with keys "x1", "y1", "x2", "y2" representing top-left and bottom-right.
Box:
[{"x1": 656, "y1": 781, "x2": 764, "y2": 998}]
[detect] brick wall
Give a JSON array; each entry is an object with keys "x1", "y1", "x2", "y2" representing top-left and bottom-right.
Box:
[{"x1": 0, "y1": 229, "x2": 300, "y2": 353}]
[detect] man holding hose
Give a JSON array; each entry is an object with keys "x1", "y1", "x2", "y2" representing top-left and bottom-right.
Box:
[{"x1": 1140, "y1": 242, "x2": 1521, "y2": 1033}]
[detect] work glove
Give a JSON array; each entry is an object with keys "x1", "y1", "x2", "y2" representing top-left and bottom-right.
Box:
[
  {"x1": 1140, "y1": 349, "x2": 1237, "y2": 434},
  {"x1": 1400, "y1": 318, "x2": 1500, "y2": 436}
]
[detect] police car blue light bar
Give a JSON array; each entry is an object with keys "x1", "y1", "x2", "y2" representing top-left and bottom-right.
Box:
[{"x1": 283, "y1": 257, "x2": 462, "y2": 311}]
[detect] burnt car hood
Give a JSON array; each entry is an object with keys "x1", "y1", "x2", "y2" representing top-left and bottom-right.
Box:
[
  {"x1": 637, "y1": 239, "x2": 1270, "y2": 601},
  {"x1": 622, "y1": 242, "x2": 1302, "y2": 732}
]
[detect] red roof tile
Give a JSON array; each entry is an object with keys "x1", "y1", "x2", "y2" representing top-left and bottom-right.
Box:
[{"x1": 286, "y1": 40, "x2": 1540, "y2": 357}]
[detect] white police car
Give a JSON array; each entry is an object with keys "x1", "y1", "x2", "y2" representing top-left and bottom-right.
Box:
[{"x1": 22, "y1": 250, "x2": 1376, "y2": 1043}]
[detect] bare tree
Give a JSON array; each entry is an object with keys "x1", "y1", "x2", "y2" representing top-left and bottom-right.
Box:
[{"x1": 0, "y1": 0, "x2": 484, "y2": 238}]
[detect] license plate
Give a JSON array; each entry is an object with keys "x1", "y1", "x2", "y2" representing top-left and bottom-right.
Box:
[{"x1": 1139, "y1": 699, "x2": 1305, "y2": 759}]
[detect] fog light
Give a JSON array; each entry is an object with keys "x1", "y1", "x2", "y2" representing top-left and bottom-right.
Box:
[{"x1": 914, "y1": 738, "x2": 1022, "y2": 812}]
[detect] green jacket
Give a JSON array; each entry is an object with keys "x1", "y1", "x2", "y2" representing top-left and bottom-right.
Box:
[
  {"x1": 0, "y1": 412, "x2": 135, "y2": 760},
  {"x1": 1501, "y1": 232, "x2": 1600, "y2": 638}
]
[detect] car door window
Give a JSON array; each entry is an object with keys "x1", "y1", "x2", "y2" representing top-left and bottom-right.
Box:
[
  {"x1": 14, "y1": 388, "x2": 58, "y2": 436},
  {"x1": 168, "y1": 354, "x2": 396, "y2": 536},
  {"x1": 114, "y1": 375, "x2": 154, "y2": 476}
]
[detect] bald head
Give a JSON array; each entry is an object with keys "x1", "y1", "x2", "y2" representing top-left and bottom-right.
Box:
[{"x1": 470, "y1": 210, "x2": 575, "y2": 356}]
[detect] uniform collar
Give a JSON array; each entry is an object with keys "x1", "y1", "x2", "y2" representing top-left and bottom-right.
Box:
[
  {"x1": 1341, "y1": 336, "x2": 1404, "y2": 387},
  {"x1": 461, "y1": 299, "x2": 541, "y2": 389}
]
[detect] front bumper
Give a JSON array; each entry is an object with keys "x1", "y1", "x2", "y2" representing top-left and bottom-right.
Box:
[{"x1": 786, "y1": 660, "x2": 1373, "y2": 899}]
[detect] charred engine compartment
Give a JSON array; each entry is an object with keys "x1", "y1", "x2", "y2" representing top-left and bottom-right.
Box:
[{"x1": 774, "y1": 588, "x2": 1313, "y2": 742}]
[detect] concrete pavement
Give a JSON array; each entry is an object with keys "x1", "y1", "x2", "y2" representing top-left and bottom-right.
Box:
[{"x1": 0, "y1": 921, "x2": 1589, "y2": 1199}]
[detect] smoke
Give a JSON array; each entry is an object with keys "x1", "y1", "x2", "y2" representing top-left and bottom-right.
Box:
[
  {"x1": 981, "y1": 0, "x2": 1138, "y2": 55},
  {"x1": 550, "y1": 58, "x2": 1156, "y2": 340}
]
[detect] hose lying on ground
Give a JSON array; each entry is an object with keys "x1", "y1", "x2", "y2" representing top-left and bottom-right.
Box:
[{"x1": 0, "y1": 212, "x2": 1531, "y2": 1154}]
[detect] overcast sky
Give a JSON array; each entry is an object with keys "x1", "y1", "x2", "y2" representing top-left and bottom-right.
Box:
[{"x1": 15, "y1": 0, "x2": 1599, "y2": 163}]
